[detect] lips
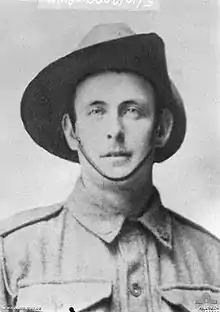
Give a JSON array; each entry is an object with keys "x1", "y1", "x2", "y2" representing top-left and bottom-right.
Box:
[{"x1": 101, "y1": 151, "x2": 132, "y2": 158}]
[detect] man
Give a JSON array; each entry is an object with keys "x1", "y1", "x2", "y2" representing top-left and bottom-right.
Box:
[{"x1": 0, "y1": 23, "x2": 220, "y2": 312}]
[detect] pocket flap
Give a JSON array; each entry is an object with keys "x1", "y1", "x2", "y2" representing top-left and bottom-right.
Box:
[
  {"x1": 17, "y1": 281, "x2": 112, "y2": 311},
  {"x1": 161, "y1": 285, "x2": 220, "y2": 312}
]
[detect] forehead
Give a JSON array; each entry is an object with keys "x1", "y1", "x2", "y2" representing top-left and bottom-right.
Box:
[{"x1": 74, "y1": 71, "x2": 155, "y2": 110}]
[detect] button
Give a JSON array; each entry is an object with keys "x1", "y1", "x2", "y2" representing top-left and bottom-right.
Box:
[{"x1": 130, "y1": 283, "x2": 142, "y2": 297}]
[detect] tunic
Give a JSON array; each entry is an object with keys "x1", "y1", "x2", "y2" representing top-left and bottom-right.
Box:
[{"x1": 0, "y1": 177, "x2": 220, "y2": 311}]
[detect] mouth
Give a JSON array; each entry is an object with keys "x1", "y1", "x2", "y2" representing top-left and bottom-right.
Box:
[
  {"x1": 101, "y1": 151, "x2": 132, "y2": 158},
  {"x1": 100, "y1": 151, "x2": 132, "y2": 166}
]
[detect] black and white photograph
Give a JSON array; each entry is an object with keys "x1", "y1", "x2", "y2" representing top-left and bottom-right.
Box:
[{"x1": 0, "y1": 0, "x2": 220, "y2": 311}]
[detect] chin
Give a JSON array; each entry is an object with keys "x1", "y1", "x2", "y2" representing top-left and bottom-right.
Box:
[{"x1": 100, "y1": 164, "x2": 137, "y2": 180}]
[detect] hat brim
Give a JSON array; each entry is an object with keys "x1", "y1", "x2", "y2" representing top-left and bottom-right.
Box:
[{"x1": 21, "y1": 33, "x2": 186, "y2": 163}]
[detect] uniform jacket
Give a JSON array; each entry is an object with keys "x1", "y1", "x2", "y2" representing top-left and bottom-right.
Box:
[{"x1": 0, "y1": 178, "x2": 220, "y2": 312}]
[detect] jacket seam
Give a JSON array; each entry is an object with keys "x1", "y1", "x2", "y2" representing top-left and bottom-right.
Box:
[
  {"x1": 18, "y1": 279, "x2": 112, "y2": 288},
  {"x1": 160, "y1": 284, "x2": 220, "y2": 292},
  {"x1": 0, "y1": 237, "x2": 17, "y2": 299}
]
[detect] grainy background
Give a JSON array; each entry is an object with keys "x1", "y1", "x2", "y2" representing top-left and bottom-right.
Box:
[{"x1": 0, "y1": 0, "x2": 219, "y2": 237}]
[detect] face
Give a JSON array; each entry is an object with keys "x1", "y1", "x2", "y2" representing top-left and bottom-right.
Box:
[{"x1": 72, "y1": 72, "x2": 157, "y2": 179}]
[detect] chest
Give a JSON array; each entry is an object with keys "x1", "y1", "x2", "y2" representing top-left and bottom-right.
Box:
[{"x1": 6, "y1": 220, "x2": 220, "y2": 312}]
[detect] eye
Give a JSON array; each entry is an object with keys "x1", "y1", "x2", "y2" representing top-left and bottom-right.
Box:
[
  {"x1": 124, "y1": 106, "x2": 141, "y2": 118},
  {"x1": 89, "y1": 107, "x2": 105, "y2": 116},
  {"x1": 127, "y1": 107, "x2": 138, "y2": 113}
]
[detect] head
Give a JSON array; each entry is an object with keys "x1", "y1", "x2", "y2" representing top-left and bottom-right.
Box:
[{"x1": 62, "y1": 71, "x2": 173, "y2": 181}]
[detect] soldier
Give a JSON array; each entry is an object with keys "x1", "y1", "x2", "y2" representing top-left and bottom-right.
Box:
[{"x1": 0, "y1": 23, "x2": 220, "y2": 312}]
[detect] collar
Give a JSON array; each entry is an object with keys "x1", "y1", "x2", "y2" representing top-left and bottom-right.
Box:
[
  {"x1": 138, "y1": 192, "x2": 172, "y2": 249},
  {"x1": 65, "y1": 177, "x2": 172, "y2": 249}
]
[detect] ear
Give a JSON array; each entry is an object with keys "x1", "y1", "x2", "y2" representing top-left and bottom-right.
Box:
[
  {"x1": 62, "y1": 114, "x2": 78, "y2": 151},
  {"x1": 154, "y1": 108, "x2": 174, "y2": 148}
]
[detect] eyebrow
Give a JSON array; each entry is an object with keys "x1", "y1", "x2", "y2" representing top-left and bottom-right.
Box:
[
  {"x1": 88, "y1": 99, "x2": 148, "y2": 106},
  {"x1": 88, "y1": 100, "x2": 107, "y2": 107},
  {"x1": 122, "y1": 100, "x2": 146, "y2": 106}
]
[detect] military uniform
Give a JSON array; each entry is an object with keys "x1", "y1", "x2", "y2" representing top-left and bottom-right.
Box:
[
  {"x1": 0, "y1": 177, "x2": 220, "y2": 312},
  {"x1": 6, "y1": 22, "x2": 220, "y2": 312}
]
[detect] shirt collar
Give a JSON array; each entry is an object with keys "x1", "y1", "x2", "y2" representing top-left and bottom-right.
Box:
[
  {"x1": 65, "y1": 177, "x2": 172, "y2": 249},
  {"x1": 138, "y1": 190, "x2": 172, "y2": 249}
]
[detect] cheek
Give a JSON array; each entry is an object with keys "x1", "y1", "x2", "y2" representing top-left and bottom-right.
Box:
[
  {"x1": 126, "y1": 122, "x2": 155, "y2": 149},
  {"x1": 76, "y1": 121, "x2": 104, "y2": 148}
]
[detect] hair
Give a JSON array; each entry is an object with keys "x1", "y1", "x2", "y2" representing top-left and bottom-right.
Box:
[{"x1": 67, "y1": 70, "x2": 162, "y2": 131}]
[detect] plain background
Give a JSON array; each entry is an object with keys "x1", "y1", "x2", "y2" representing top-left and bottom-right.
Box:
[{"x1": 0, "y1": 0, "x2": 220, "y2": 237}]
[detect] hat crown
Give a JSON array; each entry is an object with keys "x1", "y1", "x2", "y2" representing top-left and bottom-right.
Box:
[{"x1": 78, "y1": 23, "x2": 135, "y2": 49}]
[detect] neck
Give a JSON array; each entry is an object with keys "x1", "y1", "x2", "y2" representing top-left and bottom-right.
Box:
[{"x1": 80, "y1": 160, "x2": 154, "y2": 218}]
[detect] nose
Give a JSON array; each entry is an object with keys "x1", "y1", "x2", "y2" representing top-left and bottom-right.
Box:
[{"x1": 107, "y1": 115, "x2": 125, "y2": 143}]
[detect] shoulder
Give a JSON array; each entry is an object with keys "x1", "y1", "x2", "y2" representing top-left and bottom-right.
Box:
[
  {"x1": 166, "y1": 207, "x2": 220, "y2": 245},
  {"x1": 165, "y1": 206, "x2": 220, "y2": 269},
  {"x1": 0, "y1": 202, "x2": 65, "y2": 238},
  {"x1": 165, "y1": 207, "x2": 220, "y2": 281}
]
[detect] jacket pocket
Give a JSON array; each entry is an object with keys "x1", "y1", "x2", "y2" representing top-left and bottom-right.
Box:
[
  {"x1": 160, "y1": 285, "x2": 220, "y2": 312},
  {"x1": 16, "y1": 281, "x2": 112, "y2": 312}
]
